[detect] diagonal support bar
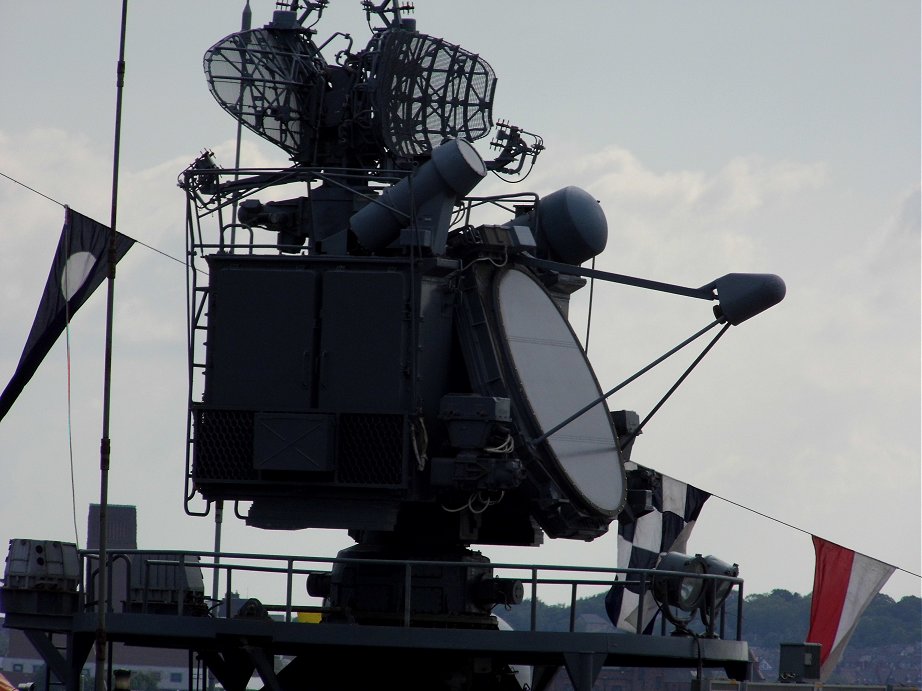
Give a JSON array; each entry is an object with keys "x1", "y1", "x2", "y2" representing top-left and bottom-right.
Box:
[
  {"x1": 533, "y1": 319, "x2": 723, "y2": 445},
  {"x1": 242, "y1": 645, "x2": 284, "y2": 691},
  {"x1": 198, "y1": 650, "x2": 255, "y2": 691},
  {"x1": 24, "y1": 630, "x2": 90, "y2": 691},
  {"x1": 562, "y1": 652, "x2": 607, "y2": 691},
  {"x1": 619, "y1": 321, "x2": 732, "y2": 450},
  {"x1": 519, "y1": 254, "x2": 716, "y2": 300}
]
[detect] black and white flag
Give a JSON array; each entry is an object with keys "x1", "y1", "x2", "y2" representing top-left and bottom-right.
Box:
[
  {"x1": 605, "y1": 462, "x2": 710, "y2": 632},
  {"x1": 0, "y1": 208, "x2": 134, "y2": 422}
]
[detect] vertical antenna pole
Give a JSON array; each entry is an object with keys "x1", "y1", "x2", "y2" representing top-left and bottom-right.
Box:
[
  {"x1": 207, "y1": 500, "x2": 223, "y2": 691},
  {"x1": 207, "y1": 7, "x2": 249, "y2": 686},
  {"x1": 230, "y1": 0, "x2": 252, "y2": 248},
  {"x1": 95, "y1": 2, "x2": 129, "y2": 690},
  {"x1": 584, "y1": 256, "x2": 596, "y2": 354}
]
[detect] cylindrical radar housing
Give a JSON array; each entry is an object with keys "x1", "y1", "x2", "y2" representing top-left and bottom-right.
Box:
[
  {"x1": 350, "y1": 138, "x2": 486, "y2": 251},
  {"x1": 507, "y1": 186, "x2": 608, "y2": 265},
  {"x1": 714, "y1": 273, "x2": 786, "y2": 325}
]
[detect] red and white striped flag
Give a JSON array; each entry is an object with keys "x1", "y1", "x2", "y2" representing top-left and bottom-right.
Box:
[{"x1": 805, "y1": 536, "x2": 895, "y2": 681}]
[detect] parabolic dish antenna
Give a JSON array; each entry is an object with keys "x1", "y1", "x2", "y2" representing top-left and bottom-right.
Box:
[
  {"x1": 203, "y1": 21, "x2": 495, "y2": 166},
  {"x1": 372, "y1": 30, "x2": 496, "y2": 157},
  {"x1": 204, "y1": 27, "x2": 325, "y2": 161},
  {"x1": 494, "y1": 268, "x2": 625, "y2": 515}
]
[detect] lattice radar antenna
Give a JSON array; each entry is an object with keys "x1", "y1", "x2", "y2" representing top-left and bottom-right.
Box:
[
  {"x1": 202, "y1": 1, "x2": 537, "y2": 171},
  {"x1": 181, "y1": 2, "x2": 785, "y2": 557}
]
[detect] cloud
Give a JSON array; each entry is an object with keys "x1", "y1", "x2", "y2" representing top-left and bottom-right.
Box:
[
  {"x1": 788, "y1": 185, "x2": 920, "y2": 398},
  {"x1": 522, "y1": 145, "x2": 828, "y2": 286},
  {"x1": 544, "y1": 145, "x2": 828, "y2": 216},
  {"x1": 895, "y1": 186, "x2": 921, "y2": 238}
]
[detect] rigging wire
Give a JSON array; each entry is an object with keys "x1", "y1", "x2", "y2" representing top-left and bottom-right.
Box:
[
  {"x1": 585, "y1": 255, "x2": 596, "y2": 353},
  {"x1": 62, "y1": 209, "x2": 81, "y2": 550},
  {"x1": 707, "y1": 491, "x2": 922, "y2": 580},
  {"x1": 65, "y1": 327, "x2": 80, "y2": 549},
  {"x1": 629, "y1": 458, "x2": 922, "y2": 580},
  {"x1": 1, "y1": 168, "x2": 192, "y2": 552},
  {"x1": 132, "y1": 236, "x2": 188, "y2": 269},
  {"x1": 0, "y1": 169, "x2": 188, "y2": 269},
  {"x1": 0, "y1": 171, "x2": 66, "y2": 207},
  {"x1": 618, "y1": 322, "x2": 731, "y2": 451}
]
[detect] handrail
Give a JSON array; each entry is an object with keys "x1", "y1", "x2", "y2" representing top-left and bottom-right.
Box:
[{"x1": 77, "y1": 548, "x2": 744, "y2": 639}]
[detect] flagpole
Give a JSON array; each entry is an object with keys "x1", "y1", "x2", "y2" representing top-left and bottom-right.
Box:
[{"x1": 96, "y1": 2, "x2": 129, "y2": 691}]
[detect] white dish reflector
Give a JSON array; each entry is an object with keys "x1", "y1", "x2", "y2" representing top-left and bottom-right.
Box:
[{"x1": 494, "y1": 269, "x2": 624, "y2": 514}]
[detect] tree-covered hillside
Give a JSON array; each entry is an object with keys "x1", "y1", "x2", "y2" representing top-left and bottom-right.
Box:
[
  {"x1": 498, "y1": 589, "x2": 921, "y2": 649},
  {"x1": 739, "y1": 590, "x2": 920, "y2": 649}
]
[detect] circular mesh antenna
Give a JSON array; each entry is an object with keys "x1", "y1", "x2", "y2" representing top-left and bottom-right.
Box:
[
  {"x1": 204, "y1": 28, "x2": 325, "y2": 161},
  {"x1": 494, "y1": 269, "x2": 625, "y2": 515},
  {"x1": 372, "y1": 30, "x2": 496, "y2": 158}
]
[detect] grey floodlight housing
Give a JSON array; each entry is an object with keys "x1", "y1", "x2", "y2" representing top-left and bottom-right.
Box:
[
  {"x1": 651, "y1": 552, "x2": 740, "y2": 635},
  {"x1": 653, "y1": 552, "x2": 707, "y2": 613}
]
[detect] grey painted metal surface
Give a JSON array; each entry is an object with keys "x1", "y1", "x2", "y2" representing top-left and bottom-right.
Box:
[
  {"x1": 3, "y1": 548, "x2": 750, "y2": 690},
  {"x1": 3, "y1": 610, "x2": 750, "y2": 691},
  {"x1": 494, "y1": 268, "x2": 624, "y2": 513}
]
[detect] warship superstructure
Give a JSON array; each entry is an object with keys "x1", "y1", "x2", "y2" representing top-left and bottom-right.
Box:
[{"x1": 1, "y1": 3, "x2": 786, "y2": 689}]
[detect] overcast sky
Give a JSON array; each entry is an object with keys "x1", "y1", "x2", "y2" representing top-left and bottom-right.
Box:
[{"x1": 0, "y1": 1, "x2": 918, "y2": 605}]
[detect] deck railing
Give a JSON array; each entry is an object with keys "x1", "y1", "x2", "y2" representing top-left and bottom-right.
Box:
[{"x1": 79, "y1": 548, "x2": 744, "y2": 640}]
